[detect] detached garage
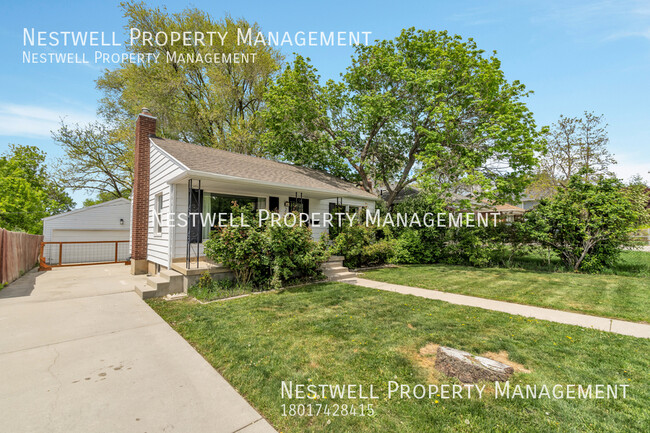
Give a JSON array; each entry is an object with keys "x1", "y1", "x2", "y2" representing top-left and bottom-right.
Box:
[{"x1": 42, "y1": 198, "x2": 131, "y2": 265}]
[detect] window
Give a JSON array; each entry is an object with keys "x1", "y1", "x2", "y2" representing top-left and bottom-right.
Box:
[
  {"x1": 202, "y1": 192, "x2": 264, "y2": 240},
  {"x1": 154, "y1": 193, "x2": 163, "y2": 235},
  {"x1": 269, "y1": 196, "x2": 279, "y2": 212}
]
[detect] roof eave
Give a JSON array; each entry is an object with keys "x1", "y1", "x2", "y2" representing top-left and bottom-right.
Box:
[
  {"x1": 168, "y1": 169, "x2": 378, "y2": 201},
  {"x1": 41, "y1": 197, "x2": 131, "y2": 221}
]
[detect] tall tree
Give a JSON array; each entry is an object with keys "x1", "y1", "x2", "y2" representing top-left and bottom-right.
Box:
[
  {"x1": 0, "y1": 145, "x2": 74, "y2": 234},
  {"x1": 263, "y1": 29, "x2": 544, "y2": 207},
  {"x1": 96, "y1": 1, "x2": 282, "y2": 155},
  {"x1": 52, "y1": 122, "x2": 133, "y2": 201},
  {"x1": 532, "y1": 112, "x2": 616, "y2": 195}
]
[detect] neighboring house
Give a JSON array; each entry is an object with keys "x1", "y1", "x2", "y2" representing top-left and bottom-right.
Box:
[
  {"x1": 130, "y1": 109, "x2": 379, "y2": 288},
  {"x1": 42, "y1": 198, "x2": 131, "y2": 264},
  {"x1": 519, "y1": 195, "x2": 541, "y2": 210},
  {"x1": 477, "y1": 203, "x2": 526, "y2": 223}
]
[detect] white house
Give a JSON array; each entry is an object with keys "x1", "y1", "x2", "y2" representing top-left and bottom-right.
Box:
[
  {"x1": 130, "y1": 109, "x2": 380, "y2": 294},
  {"x1": 42, "y1": 198, "x2": 131, "y2": 264}
]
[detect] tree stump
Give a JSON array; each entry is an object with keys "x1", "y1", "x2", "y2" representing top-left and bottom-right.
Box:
[{"x1": 435, "y1": 346, "x2": 514, "y2": 383}]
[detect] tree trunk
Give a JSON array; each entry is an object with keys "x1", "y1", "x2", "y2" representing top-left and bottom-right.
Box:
[{"x1": 435, "y1": 346, "x2": 514, "y2": 383}]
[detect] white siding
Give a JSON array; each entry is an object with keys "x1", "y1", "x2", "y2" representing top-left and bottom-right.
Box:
[
  {"x1": 172, "y1": 190, "x2": 376, "y2": 260},
  {"x1": 147, "y1": 142, "x2": 186, "y2": 268}
]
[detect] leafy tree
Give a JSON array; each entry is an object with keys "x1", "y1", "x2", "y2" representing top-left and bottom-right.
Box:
[
  {"x1": 530, "y1": 112, "x2": 616, "y2": 196},
  {"x1": 0, "y1": 145, "x2": 75, "y2": 234},
  {"x1": 522, "y1": 170, "x2": 649, "y2": 272},
  {"x1": 96, "y1": 1, "x2": 282, "y2": 155},
  {"x1": 263, "y1": 28, "x2": 544, "y2": 207},
  {"x1": 52, "y1": 122, "x2": 133, "y2": 202}
]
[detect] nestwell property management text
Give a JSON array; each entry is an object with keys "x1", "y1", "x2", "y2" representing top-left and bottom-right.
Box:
[{"x1": 22, "y1": 28, "x2": 373, "y2": 65}]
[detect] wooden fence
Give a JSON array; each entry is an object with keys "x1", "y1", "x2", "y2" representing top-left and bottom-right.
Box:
[{"x1": 0, "y1": 228, "x2": 43, "y2": 285}]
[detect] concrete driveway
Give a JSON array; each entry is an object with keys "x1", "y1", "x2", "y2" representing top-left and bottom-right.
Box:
[{"x1": 0, "y1": 264, "x2": 275, "y2": 433}]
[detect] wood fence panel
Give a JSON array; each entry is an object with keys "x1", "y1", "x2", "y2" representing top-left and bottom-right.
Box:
[{"x1": 0, "y1": 228, "x2": 43, "y2": 285}]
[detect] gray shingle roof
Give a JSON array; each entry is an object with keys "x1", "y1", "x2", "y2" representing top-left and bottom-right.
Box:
[{"x1": 151, "y1": 137, "x2": 378, "y2": 200}]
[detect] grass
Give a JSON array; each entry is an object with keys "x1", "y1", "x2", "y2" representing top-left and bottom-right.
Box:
[
  {"x1": 361, "y1": 263, "x2": 650, "y2": 323},
  {"x1": 507, "y1": 250, "x2": 650, "y2": 277},
  {"x1": 189, "y1": 281, "x2": 254, "y2": 302},
  {"x1": 148, "y1": 283, "x2": 649, "y2": 432}
]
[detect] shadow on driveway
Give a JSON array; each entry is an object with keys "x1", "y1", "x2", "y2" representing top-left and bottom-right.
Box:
[{"x1": 0, "y1": 268, "x2": 43, "y2": 299}]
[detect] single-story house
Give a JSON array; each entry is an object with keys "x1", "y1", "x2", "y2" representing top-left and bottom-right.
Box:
[
  {"x1": 130, "y1": 109, "x2": 379, "y2": 291},
  {"x1": 41, "y1": 198, "x2": 131, "y2": 264}
]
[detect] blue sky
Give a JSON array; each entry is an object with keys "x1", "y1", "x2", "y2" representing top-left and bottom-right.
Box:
[{"x1": 1, "y1": 0, "x2": 649, "y2": 206}]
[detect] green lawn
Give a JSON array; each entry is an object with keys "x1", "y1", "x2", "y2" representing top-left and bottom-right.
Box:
[
  {"x1": 148, "y1": 283, "x2": 649, "y2": 432},
  {"x1": 361, "y1": 264, "x2": 650, "y2": 323},
  {"x1": 506, "y1": 250, "x2": 650, "y2": 277}
]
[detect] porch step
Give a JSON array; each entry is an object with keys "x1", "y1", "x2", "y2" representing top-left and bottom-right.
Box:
[
  {"x1": 322, "y1": 262, "x2": 345, "y2": 270},
  {"x1": 321, "y1": 255, "x2": 356, "y2": 281},
  {"x1": 134, "y1": 282, "x2": 157, "y2": 300},
  {"x1": 139, "y1": 269, "x2": 185, "y2": 299},
  {"x1": 146, "y1": 276, "x2": 169, "y2": 290},
  {"x1": 328, "y1": 271, "x2": 357, "y2": 281},
  {"x1": 323, "y1": 266, "x2": 348, "y2": 274}
]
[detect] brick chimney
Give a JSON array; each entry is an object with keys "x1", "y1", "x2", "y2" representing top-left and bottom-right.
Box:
[{"x1": 130, "y1": 108, "x2": 156, "y2": 275}]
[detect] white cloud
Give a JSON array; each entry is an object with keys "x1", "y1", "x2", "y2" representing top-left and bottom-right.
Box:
[
  {"x1": 605, "y1": 27, "x2": 650, "y2": 41},
  {"x1": 0, "y1": 102, "x2": 96, "y2": 138}
]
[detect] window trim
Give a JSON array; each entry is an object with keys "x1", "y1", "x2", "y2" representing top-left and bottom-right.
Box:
[{"x1": 154, "y1": 193, "x2": 163, "y2": 236}]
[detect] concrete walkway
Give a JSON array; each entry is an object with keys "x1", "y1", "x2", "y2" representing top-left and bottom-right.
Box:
[
  {"x1": 0, "y1": 264, "x2": 275, "y2": 433},
  {"x1": 342, "y1": 277, "x2": 650, "y2": 339}
]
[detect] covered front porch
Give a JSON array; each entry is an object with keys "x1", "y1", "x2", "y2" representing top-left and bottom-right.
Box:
[{"x1": 165, "y1": 172, "x2": 375, "y2": 272}]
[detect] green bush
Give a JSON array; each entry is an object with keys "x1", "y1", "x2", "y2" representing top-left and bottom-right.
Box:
[
  {"x1": 522, "y1": 171, "x2": 650, "y2": 272},
  {"x1": 332, "y1": 221, "x2": 394, "y2": 268},
  {"x1": 203, "y1": 203, "x2": 330, "y2": 289},
  {"x1": 266, "y1": 219, "x2": 331, "y2": 283},
  {"x1": 390, "y1": 194, "x2": 447, "y2": 264},
  {"x1": 362, "y1": 239, "x2": 397, "y2": 267},
  {"x1": 203, "y1": 204, "x2": 270, "y2": 287}
]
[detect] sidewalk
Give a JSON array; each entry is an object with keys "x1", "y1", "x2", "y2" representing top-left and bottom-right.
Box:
[
  {"x1": 0, "y1": 265, "x2": 275, "y2": 433},
  {"x1": 343, "y1": 277, "x2": 650, "y2": 339}
]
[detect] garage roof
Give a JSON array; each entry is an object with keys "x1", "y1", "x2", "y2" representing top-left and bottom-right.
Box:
[{"x1": 42, "y1": 198, "x2": 131, "y2": 222}]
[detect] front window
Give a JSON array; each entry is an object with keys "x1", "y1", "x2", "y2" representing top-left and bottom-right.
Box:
[{"x1": 202, "y1": 192, "x2": 265, "y2": 239}]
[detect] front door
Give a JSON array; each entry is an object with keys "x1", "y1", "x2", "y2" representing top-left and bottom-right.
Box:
[{"x1": 288, "y1": 197, "x2": 309, "y2": 215}]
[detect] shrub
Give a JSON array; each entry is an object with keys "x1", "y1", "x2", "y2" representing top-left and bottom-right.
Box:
[
  {"x1": 196, "y1": 271, "x2": 215, "y2": 291},
  {"x1": 522, "y1": 171, "x2": 650, "y2": 272},
  {"x1": 332, "y1": 222, "x2": 394, "y2": 268},
  {"x1": 266, "y1": 220, "x2": 330, "y2": 283},
  {"x1": 390, "y1": 194, "x2": 447, "y2": 264},
  {"x1": 362, "y1": 239, "x2": 397, "y2": 267},
  {"x1": 392, "y1": 229, "x2": 443, "y2": 264},
  {"x1": 204, "y1": 203, "x2": 330, "y2": 289},
  {"x1": 203, "y1": 204, "x2": 269, "y2": 287}
]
